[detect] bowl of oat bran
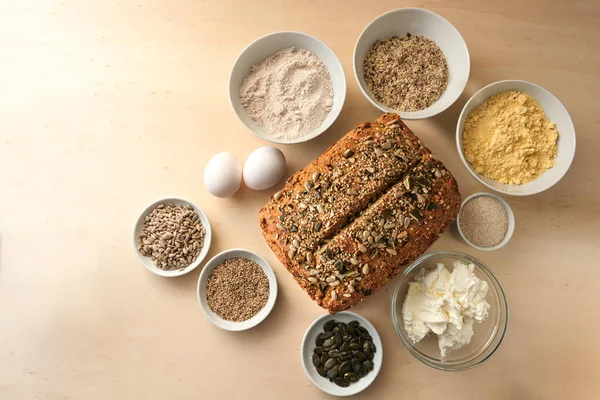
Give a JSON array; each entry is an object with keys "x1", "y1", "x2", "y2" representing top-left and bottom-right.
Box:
[
  {"x1": 197, "y1": 249, "x2": 278, "y2": 331},
  {"x1": 229, "y1": 31, "x2": 346, "y2": 144},
  {"x1": 456, "y1": 80, "x2": 576, "y2": 196},
  {"x1": 353, "y1": 8, "x2": 470, "y2": 119}
]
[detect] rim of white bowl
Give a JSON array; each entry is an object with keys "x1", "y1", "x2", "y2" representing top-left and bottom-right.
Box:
[
  {"x1": 456, "y1": 79, "x2": 577, "y2": 196},
  {"x1": 353, "y1": 7, "x2": 470, "y2": 120},
  {"x1": 300, "y1": 311, "x2": 383, "y2": 396},
  {"x1": 228, "y1": 31, "x2": 347, "y2": 144},
  {"x1": 456, "y1": 192, "x2": 516, "y2": 251},
  {"x1": 197, "y1": 248, "x2": 278, "y2": 331},
  {"x1": 132, "y1": 197, "x2": 212, "y2": 277}
]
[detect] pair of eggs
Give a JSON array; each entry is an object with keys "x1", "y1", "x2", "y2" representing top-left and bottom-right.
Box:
[{"x1": 204, "y1": 147, "x2": 286, "y2": 198}]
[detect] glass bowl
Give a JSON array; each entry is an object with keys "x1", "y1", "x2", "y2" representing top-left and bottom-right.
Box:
[{"x1": 390, "y1": 251, "x2": 508, "y2": 371}]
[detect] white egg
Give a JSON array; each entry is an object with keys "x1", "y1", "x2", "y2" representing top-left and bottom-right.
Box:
[
  {"x1": 243, "y1": 146, "x2": 287, "y2": 191},
  {"x1": 204, "y1": 152, "x2": 242, "y2": 198}
]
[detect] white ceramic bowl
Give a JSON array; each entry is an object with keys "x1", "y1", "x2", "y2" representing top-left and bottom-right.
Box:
[
  {"x1": 197, "y1": 249, "x2": 277, "y2": 331},
  {"x1": 133, "y1": 197, "x2": 212, "y2": 277},
  {"x1": 229, "y1": 31, "x2": 346, "y2": 144},
  {"x1": 453, "y1": 192, "x2": 515, "y2": 251},
  {"x1": 456, "y1": 80, "x2": 576, "y2": 196},
  {"x1": 300, "y1": 311, "x2": 383, "y2": 397},
  {"x1": 353, "y1": 8, "x2": 470, "y2": 119}
]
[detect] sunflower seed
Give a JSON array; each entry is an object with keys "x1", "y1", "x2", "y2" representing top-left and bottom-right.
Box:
[
  {"x1": 305, "y1": 181, "x2": 314, "y2": 191},
  {"x1": 386, "y1": 248, "x2": 398, "y2": 256},
  {"x1": 307, "y1": 252, "x2": 314, "y2": 262},
  {"x1": 274, "y1": 191, "x2": 283, "y2": 200},
  {"x1": 288, "y1": 250, "x2": 296, "y2": 259},
  {"x1": 317, "y1": 204, "x2": 325, "y2": 214},
  {"x1": 374, "y1": 148, "x2": 384, "y2": 157},
  {"x1": 348, "y1": 285, "x2": 355, "y2": 293},
  {"x1": 416, "y1": 194, "x2": 426, "y2": 203},
  {"x1": 313, "y1": 172, "x2": 321, "y2": 181},
  {"x1": 343, "y1": 293, "x2": 352, "y2": 298},
  {"x1": 347, "y1": 188, "x2": 358, "y2": 196},
  {"x1": 403, "y1": 176, "x2": 413, "y2": 190},
  {"x1": 384, "y1": 223, "x2": 395, "y2": 230},
  {"x1": 362, "y1": 264, "x2": 370, "y2": 275},
  {"x1": 358, "y1": 244, "x2": 367, "y2": 253},
  {"x1": 308, "y1": 277, "x2": 318, "y2": 283},
  {"x1": 404, "y1": 217, "x2": 411, "y2": 229},
  {"x1": 310, "y1": 269, "x2": 320, "y2": 276},
  {"x1": 330, "y1": 280, "x2": 341, "y2": 287},
  {"x1": 326, "y1": 275, "x2": 337, "y2": 283},
  {"x1": 298, "y1": 203, "x2": 308, "y2": 211},
  {"x1": 331, "y1": 290, "x2": 338, "y2": 300},
  {"x1": 381, "y1": 142, "x2": 391, "y2": 150},
  {"x1": 365, "y1": 167, "x2": 375, "y2": 174},
  {"x1": 350, "y1": 258, "x2": 359, "y2": 265}
]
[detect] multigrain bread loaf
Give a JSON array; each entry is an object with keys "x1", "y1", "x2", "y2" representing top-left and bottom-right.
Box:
[{"x1": 258, "y1": 114, "x2": 461, "y2": 313}]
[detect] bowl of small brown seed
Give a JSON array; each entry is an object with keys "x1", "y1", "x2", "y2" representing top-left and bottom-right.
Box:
[
  {"x1": 197, "y1": 249, "x2": 278, "y2": 331},
  {"x1": 133, "y1": 197, "x2": 212, "y2": 277},
  {"x1": 353, "y1": 8, "x2": 470, "y2": 119}
]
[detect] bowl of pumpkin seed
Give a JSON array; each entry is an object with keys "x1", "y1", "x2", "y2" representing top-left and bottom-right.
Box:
[{"x1": 300, "y1": 311, "x2": 383, "y2": 396}]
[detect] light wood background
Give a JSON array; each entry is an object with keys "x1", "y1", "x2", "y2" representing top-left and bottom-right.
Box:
[{"x1": 1, "y1": 0, "x2": 599, "y2": 399}]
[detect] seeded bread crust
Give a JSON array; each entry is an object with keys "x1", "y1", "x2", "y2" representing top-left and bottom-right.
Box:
[{"x1": 258, "y1": 114, "x2": 461, "y2": 313}]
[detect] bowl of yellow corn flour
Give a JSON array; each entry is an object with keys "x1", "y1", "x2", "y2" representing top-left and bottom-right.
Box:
[{"x1": 456, "y1": 80, "x2": 575, "y2": 196}]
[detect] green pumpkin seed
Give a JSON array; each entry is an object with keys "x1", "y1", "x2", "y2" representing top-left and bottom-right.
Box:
[
  {"x1": 349, "y1": 343, "x2": 361, "y2": 351},
  {"x1": 347, "y1": 324, "x2": 356, "y2": 336},
  {"x1": 358, "y1": 366, "x2": 369, "y2": 378},
  {"x1": 323, "y1": 338, "x2": 336, "y2": 348},
  {"x1": 345, "y1": 372, "x2": 360, "y2": 382},
  {"x1": 334, "y1": 377, "x2": 350, "y2": 387},
  {"x1": 364, "y1": 347, "x2": 373, "y2": 360},
  {"x1": 363, "y1": 360, "x2": 374, "y2": 371},
  {"x1": 351, "y1": 358, "x2": 362, "y2": 373},
  {"x1": 324, "y1": 320, "x2": 337, "y2": 332},
  {"x1": 338, "y1": 351, "x2": 352, "y2": 361},
  {"x1": 314, "y1": 346, "x2": 325, "y2": 355},
  {"x1": 340, "y1": 342, "x2": 350, "y2": 352},
  {"x1": 315, "y1": 333, "x2": 324, "y2": 347},
  {"x1": 339, "y1": 360, "x2": 352, "y2": 374},
  {"x1": 312, "y1": 353, "x2": 321, "y2": 368},
  {"x1": 317, "y1": 366, "x2": 327, "y2": 377},
  {"x1": 320, "y1": 353, "x2": 328, "y2": 366},
  {"x1": 367, "y1": 341, "x2": 376, "y2": 353},
  {"x1": 334, "y1": 332, "x2": 343, "y2": 347},
  {"x1": 324, "y1": 358, "x2": 337, "y2": 370},
  {"x1": 361, "y1": 332, "x2": 373, "y2": 341},
  {"x1": 357, "y1": 326, "x2": 368, "y2": 335},
  {"x1": 328, "y1": 349, "x2": 340, "y2": 358},
  {"x1": 352, "y1": 351, "x2": 367, "y2": 362},
  {"x1": 321, "y1": 331, "x2": 334, "y2": 340},
  {"x1": 327, "y1": 364, "x2": 339, "y2": 379}
]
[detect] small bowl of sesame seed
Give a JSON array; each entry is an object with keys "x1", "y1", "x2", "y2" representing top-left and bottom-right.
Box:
[
  {"x1": 453, "y1": 192, "x2": 515, "y2": 251},
  {"x1": 197, "y1": 249, "x2": 278, "y2": 331}
]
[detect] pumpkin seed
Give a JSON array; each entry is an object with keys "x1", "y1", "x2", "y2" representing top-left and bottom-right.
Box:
[
  {"x1": 323, "y1": 338, "x2": 336, "y2": 348},
  {"x1": 324, "y1": 320, "x2": 336, "y2": 331},
  {"x1": 363, "y1": 360, "x2": 374, "y2": 371},
  {"x1": 349, "y1": 343, "x2": 361, "y2": 351},
  {"x1": 340, "y1": 342, "x2": 350, "y2": 352},
  {"x1": 338, "y1": 351, "x2": 352, "y2": 361},
  {"x1": 328, "y1": 349, "x2": 340, "y2": 358},
  {"x1": 334, "y1": 377, "x2": 350, "y2": 387},
  {"x1": 312, "y1": 353, "x2": 321, "y2": 368},
  {"x1": 352, "y1": 351, "x2": 367, "y2": 362},
  {"x1": 327, "y1": 364, "x2": 340, "y2": 379},
  {"x1": 351, "y1": 358, "x2": 362, "y2": 373},
  {"x1": 324, "y1": 358, "x2": 337, "y2": 370},
  {"x1": 345, "y1": 372, "x2": 360, "y2": 382},
  {"x1": 317, "y1": 366, "x2": 327, "y2": 377}
]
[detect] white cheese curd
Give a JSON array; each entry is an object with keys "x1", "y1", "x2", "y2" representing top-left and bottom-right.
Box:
[{"x1": 401, "y1": 261, "x2": 490, "y2": 357}]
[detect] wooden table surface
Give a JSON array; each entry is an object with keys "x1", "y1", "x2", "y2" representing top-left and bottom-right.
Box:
[{"x1": 1, "y1": 0, "x2": 599, "y2": 399}]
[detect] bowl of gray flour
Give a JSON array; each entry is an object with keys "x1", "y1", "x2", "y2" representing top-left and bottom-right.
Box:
[{"x1": 229, "y1": 31, "x2": 346, "y2": 144}]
